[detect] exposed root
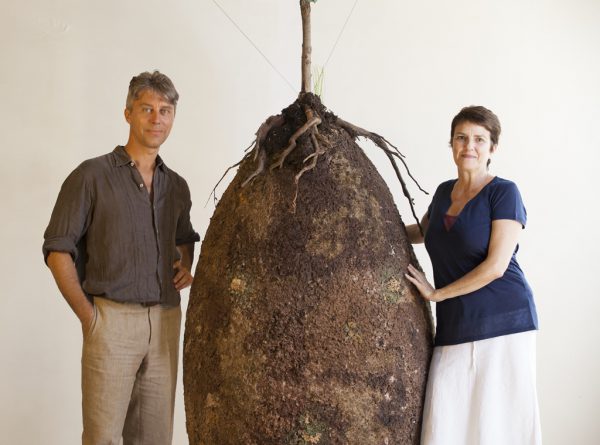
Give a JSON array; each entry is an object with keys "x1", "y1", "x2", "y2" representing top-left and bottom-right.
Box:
[
  {"x1": 242, "y1": 114, "x2": 285, "y2": 187},
  {"x1": 270, "y1": 115, "x2": 321, "y2": 171},
  {"x1": 289, "y1": 106, "x2": 332, "y2": 212},
  {"x1": 337, "y1": 118, "x2": 427, "y2": 235},
  {"x1": 292, "y1": 129, "x2": 327, "y2": 212},
  {"x1": 376, "y1": 137, "x2": 427, "y2": 194},
  {"x1": 242, "y1": 149, "x2": 267, "y2": 188},
  {"x1": 295, "y1": 106, "x2": 327, "y2": 183},
  {"x1": 296, "y1": 131, "x2": 326, "y2": 182},
  {"x1": 206, "y1": 154, "x2": 250, "y2": 206}
]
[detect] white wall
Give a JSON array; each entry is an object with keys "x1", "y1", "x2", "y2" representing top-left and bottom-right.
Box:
[{"x1": 1, "y1": 0, "x2": 598, "y2": 443}]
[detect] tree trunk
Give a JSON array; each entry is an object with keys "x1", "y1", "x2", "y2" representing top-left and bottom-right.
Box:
[{"x1": 300, "y1": 0, "x2": 312, "y2": 93}]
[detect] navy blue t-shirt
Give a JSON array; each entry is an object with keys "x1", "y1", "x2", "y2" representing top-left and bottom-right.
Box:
[{"x1": 424, "y1": 177, "x2": 538, "y2": 346}]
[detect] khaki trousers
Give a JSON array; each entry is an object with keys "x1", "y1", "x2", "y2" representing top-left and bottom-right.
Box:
[{"x1": 81, "y1": 297, "x2": 181, "y2": 445}]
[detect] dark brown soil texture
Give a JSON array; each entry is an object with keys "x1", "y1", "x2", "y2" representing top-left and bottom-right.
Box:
[{"x1": 184, "y1": 94, "x2": 434, "y2": 445}]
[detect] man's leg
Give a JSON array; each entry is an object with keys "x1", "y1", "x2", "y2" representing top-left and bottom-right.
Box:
[
  {"x1": 122, "y1": 304, "x2": 181, "y2": 445},
  {"x1": 81, "y1": 297, "x2": 149, "y2": 445}
]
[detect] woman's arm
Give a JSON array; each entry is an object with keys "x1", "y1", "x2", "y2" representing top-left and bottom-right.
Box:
[
  {"x1": 405, "y1": 219, "x2": 522, "y2": 302},
  {"x1": 405, "y1": 214, "x2": 429, "y2": 244}
]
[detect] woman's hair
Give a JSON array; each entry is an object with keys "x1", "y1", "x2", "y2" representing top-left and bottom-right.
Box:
[
  {"x1": 450, "y1": 105, "x2": 501, "y2": 147},
  {"x1": 125, "y1": 70, "x2": 179, "y2": 110}
]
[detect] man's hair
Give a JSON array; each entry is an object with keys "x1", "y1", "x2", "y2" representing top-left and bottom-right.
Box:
[
  {"x1": 125, "y1": 70, "x2": 179, "y2": 110},
  {"x1": 450, "y1": 105, "x2": 501, "y2": 147}
]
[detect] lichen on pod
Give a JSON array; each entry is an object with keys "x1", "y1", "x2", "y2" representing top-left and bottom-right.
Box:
[{"x1": 183, "y1": 93, "x2": 434, "y2": 445}]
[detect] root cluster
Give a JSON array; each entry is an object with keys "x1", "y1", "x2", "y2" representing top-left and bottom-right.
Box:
[{"x1": 212, "y1": 93, "x2": 427, "y2": 232}]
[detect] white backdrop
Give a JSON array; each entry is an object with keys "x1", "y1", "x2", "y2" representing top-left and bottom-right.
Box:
[{"x1": 1, "y1": 0, "x2": 599, "y2": 443}]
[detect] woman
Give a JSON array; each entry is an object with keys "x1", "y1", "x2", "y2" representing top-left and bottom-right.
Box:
[{"x1": 405, "y1": 106, "x2": 541, "y2": 445}]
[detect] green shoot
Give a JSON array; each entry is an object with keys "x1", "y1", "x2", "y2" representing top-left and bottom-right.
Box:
[{"x1": 313, "y1": 65, "x2": 325, "y2": 98}]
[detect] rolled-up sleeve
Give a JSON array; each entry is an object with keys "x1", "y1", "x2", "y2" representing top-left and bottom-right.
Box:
[
  {"x1": 43, "y1": 167, "x2": 92, "y2": 263},
  {"x1": 175, "y1": 178, "x2": 200, "y2": 246}
]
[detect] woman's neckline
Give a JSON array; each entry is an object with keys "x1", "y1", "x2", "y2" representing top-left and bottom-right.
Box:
[{"x1": 446, "y1": 175, "x2": 498, "y2": 217}]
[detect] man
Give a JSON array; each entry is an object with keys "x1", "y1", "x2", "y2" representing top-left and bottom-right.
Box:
[{"x1": 43, "y1": 71, "x2": 200, "y2": 444}]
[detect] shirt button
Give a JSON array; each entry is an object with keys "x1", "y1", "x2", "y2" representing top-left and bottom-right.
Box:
[
  {"x1": 130, "y1": 162, "x2": 135, "y2": 167},
  {"x1": 139, "y1": 183, "x2": 144, "y2": 188}
]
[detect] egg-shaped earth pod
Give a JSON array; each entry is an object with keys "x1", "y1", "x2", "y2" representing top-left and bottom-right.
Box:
[{"x1": 183, "y1": 93, "x2": 434, "y2": 445}]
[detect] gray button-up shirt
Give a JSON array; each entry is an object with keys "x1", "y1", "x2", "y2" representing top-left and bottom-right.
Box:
[{"x1": 43, "y1": 146, "x2": 200, "y2": 306}]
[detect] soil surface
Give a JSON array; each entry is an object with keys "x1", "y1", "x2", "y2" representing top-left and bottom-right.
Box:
[{"x1": 184, "y1": 94, "x2": 434, "y2": 445}]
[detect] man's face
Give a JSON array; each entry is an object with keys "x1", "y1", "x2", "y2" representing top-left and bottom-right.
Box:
[{"x1": 124, "y1": 89, "x2": 175, "y2": 150}]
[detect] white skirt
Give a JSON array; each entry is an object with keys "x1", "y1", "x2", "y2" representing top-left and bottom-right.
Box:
[{"x1": 421, "y1": 331, "x2": 542, "y2": 445}]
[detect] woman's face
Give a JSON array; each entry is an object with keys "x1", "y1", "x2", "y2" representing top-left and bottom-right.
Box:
[{"x1": 451, "y1": 121, "x2": 495, "y2": 173}]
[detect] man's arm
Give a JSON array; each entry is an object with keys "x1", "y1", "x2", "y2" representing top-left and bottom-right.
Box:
[
  {"x1": 47, "y1": 251, "x2": 94, "y2": 332},
  {"x1": 173, "y1": 243, "x2": 195, "y2": 291}
]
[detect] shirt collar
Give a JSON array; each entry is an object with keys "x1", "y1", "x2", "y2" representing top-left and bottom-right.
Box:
[{"x1": 113, "y1": 146, "x2": 165, "y2": 170}]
